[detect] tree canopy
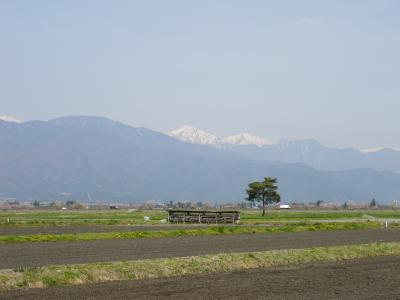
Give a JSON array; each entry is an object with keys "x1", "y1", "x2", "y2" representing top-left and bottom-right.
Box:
[
  {"x1": 246, "y1": 177, "x2": 281, "y2": 216},
  {"x1": 370, "y1": 198, "x2": 378, "y2": 208}
]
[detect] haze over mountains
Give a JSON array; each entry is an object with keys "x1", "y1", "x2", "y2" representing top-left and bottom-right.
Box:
[
  {"x1": 169, "y1": 126, "x2": 400, "y2": 174},
  {"x1": 1, "y1": 116, "x2": 400, "y2": 203}
]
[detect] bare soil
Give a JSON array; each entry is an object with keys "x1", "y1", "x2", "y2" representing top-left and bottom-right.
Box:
[
  {"x1": 0, "y1": 224, "x2": 212, "y2": 235},
  {"x1": 1, "y1": 229, "x2": 400, "y2": 268},
  {"x1": 2, "y1": 256, "x2": 400, "y2": 299}
]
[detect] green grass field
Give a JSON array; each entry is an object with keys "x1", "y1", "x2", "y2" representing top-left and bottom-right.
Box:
[
  {"x1": 0, "y1": 222, "x2": 385, "y2": 244},
  {"x1": 0, "y1": 210, "x2": 166, "y2": 226},
  {"x1": 1, "y1": 242, "x2": 400, "y2": 291},
  {"x1": 1, "y1": 209, "x2": 400, "y2": 227},
  {"x1": 240, "y1": 210, "x2": 400, "y2": 221}
]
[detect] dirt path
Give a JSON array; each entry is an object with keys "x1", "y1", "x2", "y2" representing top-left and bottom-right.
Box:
[
  {"x1": 1, "y1": 229, "x2": 400, "y2": 268},
  {"x1": 2, "y1": 255, "x2": 400, "y2": 299}
]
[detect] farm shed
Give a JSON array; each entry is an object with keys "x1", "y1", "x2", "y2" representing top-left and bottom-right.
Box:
[{"x1": 167, "y1": 209, "x2": 240, "y2": 224}]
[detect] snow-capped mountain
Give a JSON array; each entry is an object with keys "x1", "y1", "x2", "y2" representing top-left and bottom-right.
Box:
[
  {"x1": 168, "y1": 125, "x2": 220, "y2": 146},
  {"x1": 168, "y1": 126, "x2": 274, "y2": 148},
  {"x1": 168, "y1": 125, "x2": 400, "y2": 173},
  {"x1": 359, "y1": 147, "x2": 400, "y2": 154},
  {"x1": 2, "y1": 116, "x2": 400, "y2": 202},
  {"x1": 223, "y1": 133, "x2": 275, "y2": 147},
  {"x1": 0, "y1": 116, "x2": 22, "y2": 123}
]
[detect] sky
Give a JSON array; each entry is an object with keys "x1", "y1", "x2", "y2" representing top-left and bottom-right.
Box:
[{"x1": 1, "y1": 0, "x2": 399, "y2": 149}]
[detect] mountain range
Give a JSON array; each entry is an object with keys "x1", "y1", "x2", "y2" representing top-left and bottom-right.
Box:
[
  {"x1": 1, "y1": 116, "x2": 400, "y2": 203},
  {"x1": 168, "y1": 125, "x2": 274, "y2": 147},
  {"x1": 169, "y1": 126, "x2": 400, "y2": 174}
]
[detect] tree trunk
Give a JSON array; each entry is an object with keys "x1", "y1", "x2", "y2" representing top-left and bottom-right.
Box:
[{"x1": 262, "y1": 198, "x2": 265, "y2": 216}]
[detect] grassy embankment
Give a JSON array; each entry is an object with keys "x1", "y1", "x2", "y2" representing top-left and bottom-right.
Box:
[
  {"x1": 1, "y1": 242, "x2": 400, "y2": 291},
  {"x1": 0, "y1": 222, "x2": 387, "y2": 244},
  {"x1": 240, "y1": 210, "x2": 400, "y2": 224},
  {"x1": 0, "y1": 210, "x2": 166, "y2": 226},
  {"x1": 2, "y1": 210, "x2": 400, "y2": 227}
]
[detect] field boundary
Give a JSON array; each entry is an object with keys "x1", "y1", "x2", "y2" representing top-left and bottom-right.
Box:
[
  {"x1": 3, "y1": 210, "x2": 400, "y2": 227},
  {"x1": 1, "y1": 242, "x2": 400, "y2": 291},
  {"x1": 0, "y1": 222, "x2": 384, "y2": 244}
]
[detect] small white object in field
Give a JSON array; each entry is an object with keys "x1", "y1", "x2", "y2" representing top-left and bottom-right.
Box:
[
  {"x1": 159, "y1": 219, "x2": 167, "y2": 223},
  {"x1": 61, "y1": 207, "x2": 67, "y2": 210},
  {"x1": 143, "y1": 216, "x2": 150, "y2": 221},
  {"x1": 279, "y1": 204, "x2": 291, "y2": 209},
  {"x1": 128, "y1": 209, "x2": 137, "y2": 212}
]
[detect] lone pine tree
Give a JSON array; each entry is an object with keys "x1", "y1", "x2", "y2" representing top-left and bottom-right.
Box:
[{"x1": 246, "y1": 177, "x2": 281, "y2": 216}]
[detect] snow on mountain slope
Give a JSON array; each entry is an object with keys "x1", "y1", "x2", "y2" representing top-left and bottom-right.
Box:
[
  {"x1": 167, "y1": 126, "x2": 400, "y2": 173},
  {"x1": 168, "y1": 126, "x2": 275, "y2": 147},
  {"x1": 223, "y1": 133, "x2": 275, "y2": 147},
  {"x1": 359, "y1": 147, "x2": 400, "y2": 154},
  {"x1": 168, "y1": 125, "x2": 220, "y2": 146},
  {"x1": 0, "y1": 116, "x2": 22, "y2": 123}
]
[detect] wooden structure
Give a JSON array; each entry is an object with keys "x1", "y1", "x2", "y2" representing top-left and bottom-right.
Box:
[{"x1": 167, "y1": 209, "x2": 240, "y2": 224}]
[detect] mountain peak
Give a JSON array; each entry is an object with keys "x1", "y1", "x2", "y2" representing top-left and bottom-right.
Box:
[
  {"x1": 168, "y1": 126, "x2": 276, "y2": 147},
  {"x1": 223, "y1": 132, "x2": 274, "y2": 147},
  {"x1": 168, "y1": 125, "x2": 220, "y2": 146},
  {"x1": 0, "y1": 116, "x2": 22, "y2": 123}
]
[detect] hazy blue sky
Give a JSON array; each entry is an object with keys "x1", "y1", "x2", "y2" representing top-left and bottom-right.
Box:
[{"x1": 1, "y1": 0, "x2": 399, "y2": 149}]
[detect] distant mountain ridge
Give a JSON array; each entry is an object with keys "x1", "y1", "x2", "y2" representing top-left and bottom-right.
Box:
[
  {"x1": 1, "y1": 116, "x2": 400, "y2": 203},
  {"x1": 168, "y1": 125, "x2": 220, "y2": 146},
  {"x1": 168, "y1": 126, "x2": 400, "y2": 174},
  {"x1": 0, "y1": 115, "x2": 22, "y2": 123},
  {"x1": 222, "y1": 133, "x2": 274, "y2": 147},
  {"x1": 168, "y1": 125, "x2": 274, "y2": 147}
]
